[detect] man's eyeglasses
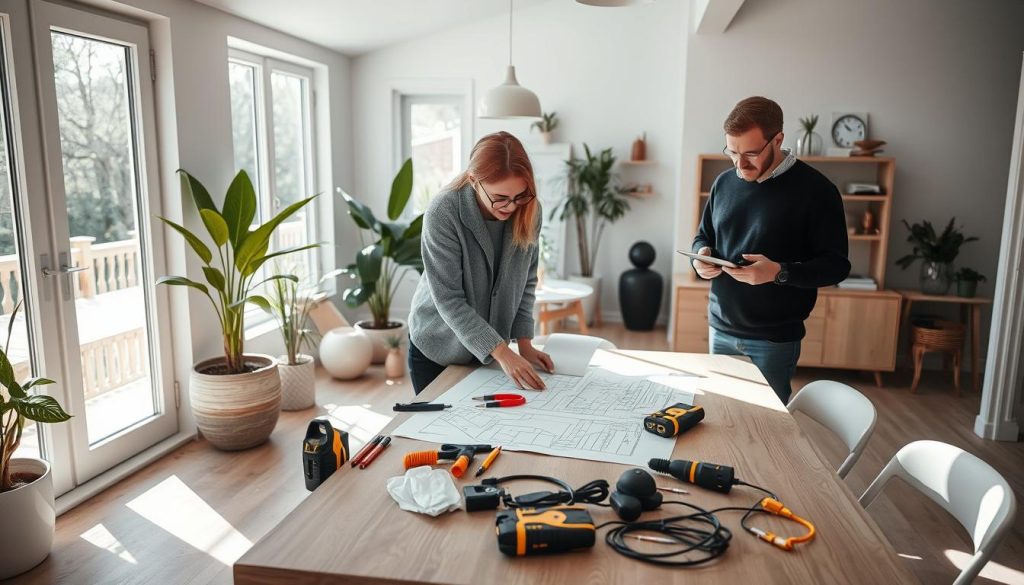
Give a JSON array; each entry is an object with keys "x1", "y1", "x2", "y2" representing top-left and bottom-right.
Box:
[
  {"x1": 722, "y1": 132, "x2": 779, "y2": 162},
  {"x1": 477, "y1": 182, "x2": 535, "y2": 210}
]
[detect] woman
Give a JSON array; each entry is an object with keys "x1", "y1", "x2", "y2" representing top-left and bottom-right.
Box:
[{"x1": 407, "y1": 131, "x2": 553, "y2": 395}]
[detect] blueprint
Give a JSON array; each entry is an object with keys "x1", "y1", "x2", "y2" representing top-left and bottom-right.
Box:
[{"x1": 391, "y1": 366, "x2": 699, "y2": 466}]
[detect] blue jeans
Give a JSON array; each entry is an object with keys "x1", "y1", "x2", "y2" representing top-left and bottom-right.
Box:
[{"x1": 709, "y1": 327, "x2": 800, "y2": 404}]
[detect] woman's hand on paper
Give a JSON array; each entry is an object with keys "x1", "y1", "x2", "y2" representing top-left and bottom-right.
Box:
[
  {"x1": 492, "y1": 343, "x2": 547, "y2": 390},
  {"x1": 518, "y1": 340, "x2": 554, "y2": 375}
]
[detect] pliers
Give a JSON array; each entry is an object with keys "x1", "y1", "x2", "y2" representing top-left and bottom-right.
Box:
[{"x1": 472, "y1": 393, "x2": 526, "y2": 408}]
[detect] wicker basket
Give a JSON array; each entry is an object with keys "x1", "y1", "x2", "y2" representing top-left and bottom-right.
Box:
[{"x1": 912, "y1": 319, "x2": 965, "y2": 351}]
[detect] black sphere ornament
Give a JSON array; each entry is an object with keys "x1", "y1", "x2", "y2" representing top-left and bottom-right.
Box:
[{"x1": 619, "y1": 241, "x2": 663, "y2": 331}]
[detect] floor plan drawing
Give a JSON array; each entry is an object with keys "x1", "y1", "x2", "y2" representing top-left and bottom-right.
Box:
[{"x1": 391, "y1": 365, "x2": 698, "y2": 466}]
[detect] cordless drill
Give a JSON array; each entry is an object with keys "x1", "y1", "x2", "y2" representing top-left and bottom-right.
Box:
[{"x1": 648, "y1": 458, "x2": 736, "y2": 493}]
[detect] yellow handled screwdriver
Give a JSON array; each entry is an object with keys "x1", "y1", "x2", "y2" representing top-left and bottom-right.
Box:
[{"x1": 475, "y1": 446, "x2": 502, "y2": 477}]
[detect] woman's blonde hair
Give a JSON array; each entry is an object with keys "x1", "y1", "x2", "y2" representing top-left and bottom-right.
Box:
[{"x1": 446, "y1": 131, "x2": 539, "y2": 248}]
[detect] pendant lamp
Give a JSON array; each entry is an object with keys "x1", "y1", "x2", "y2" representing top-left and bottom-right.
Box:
[{"x1": 478, "y1": 0, "x2": 541, "y2": 119}]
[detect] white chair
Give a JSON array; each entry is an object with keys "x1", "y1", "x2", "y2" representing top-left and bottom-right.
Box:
[
  {"x1": 787, "y1": 380, "x2": 876, "y2": 478},
  {"x1": 859, "y1": 440, "x2": 1017, "y2": 585}
]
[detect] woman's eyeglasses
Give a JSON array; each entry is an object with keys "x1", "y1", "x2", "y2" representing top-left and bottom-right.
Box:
[{"x1": 477, "y1": 182, "x2": 535, "y2": 210}]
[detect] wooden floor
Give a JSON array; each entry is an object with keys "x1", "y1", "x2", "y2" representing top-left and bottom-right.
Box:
[{"x1": 8, "y1": 324, "x2": 1023, "y2": 585}]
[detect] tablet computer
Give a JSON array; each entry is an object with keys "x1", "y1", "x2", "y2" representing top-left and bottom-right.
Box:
[{"x1": 676, "y1": 250, "x2": 743, "y2": 269}]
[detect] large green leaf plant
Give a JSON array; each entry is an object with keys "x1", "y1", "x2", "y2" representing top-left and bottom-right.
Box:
[
  {"x1": 1, "y1": 302, "x2": 71, "y2": 492},
  {"x1": 551, "y1": 144, "x2": 631, "y2": 277},
  {"x1": 157, "y1": 170, "x2": 317, "y2": 373},
  {"x1": 339, "y1": 159, "x2": 424, "y2": 329}
]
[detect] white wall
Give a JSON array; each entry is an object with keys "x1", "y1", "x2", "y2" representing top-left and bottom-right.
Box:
[
  {"x1": 351, "y1": 0, "x2": 688, "y2": 325},
  {"x1": 85, "y1": 0, "x2": 354, "y2": 421},
  {"x1": 677, "y1": 0, "x2": 1024, "y2": 360}
]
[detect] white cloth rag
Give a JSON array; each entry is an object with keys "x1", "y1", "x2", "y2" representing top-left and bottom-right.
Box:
[{"x1": 386, "y1": 466, "x2": 461, "y2": 516}]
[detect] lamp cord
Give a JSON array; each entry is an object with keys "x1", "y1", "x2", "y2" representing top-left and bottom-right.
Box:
[{"x1": 508, "y1": 0, "x2": 513, "y2": 66}]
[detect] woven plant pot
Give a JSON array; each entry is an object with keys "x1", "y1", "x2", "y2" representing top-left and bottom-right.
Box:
[
  {"x1": 279, "y1": 354, "x2": 316, "y2": 411},
  {"x1": 190, "y1": 354, "x2": 280, "y2": 451}
]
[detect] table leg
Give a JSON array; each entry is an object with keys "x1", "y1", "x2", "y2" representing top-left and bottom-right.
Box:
[
  {"x1": 873, "y1": 371, "x2": 883, "y2": 388},
  {"x1": 971, "y1": 305, "x2": 981, "y2": 392},
  {"x1": 900, "y1": 299, "x2": 914, "y2": 368},
  {"x1": 574, "y1": 300, "x2": 589, "y2": 334}
]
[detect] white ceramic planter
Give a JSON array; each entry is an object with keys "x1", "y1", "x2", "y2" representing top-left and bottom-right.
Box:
[
  {"x1": 385, "y1": 348, "x2": 405, "y2": 379},
  {"x1": 355, "y1": 319, "x2": 408, "y2": 364},
  {"x1": 278, "y1": 354, "x2": 316, "y2": 411},
  {"x1": 190, "y1": 354, "x2": 280, "y2": 451},
  {"x1": 0, "y1": 458, "x2": 54, "y2": 579},
  {"x1": 569, "y1": 274, "x2": 602, "y2": 327},
  {"x1": 320, "y1": 327, "x2": 373, "y2": 380}
]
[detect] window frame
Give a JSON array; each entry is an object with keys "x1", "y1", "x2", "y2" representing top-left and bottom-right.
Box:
[
  {"x1": 228, "y1": 48, "x2": 320, "y2": 330},
  {"x1": 390, "y1": 79, "x2": 473, "y2": 215}
]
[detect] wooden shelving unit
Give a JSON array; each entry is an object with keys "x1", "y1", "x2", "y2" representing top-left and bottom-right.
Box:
[
  {"x1": 677, "y1": 154, "x2": 901, "y2": 384},
  {"x1": 692, "y1": 154, "x2": 896, "y2": 288}
]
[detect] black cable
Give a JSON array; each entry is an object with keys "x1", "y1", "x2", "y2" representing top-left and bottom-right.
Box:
[
  {"x1": 597, "y1": 479, "x2": 781, "y2": 566},
  {"x1": 483, "y1": 475, "x2": 610, "y2": 508}
]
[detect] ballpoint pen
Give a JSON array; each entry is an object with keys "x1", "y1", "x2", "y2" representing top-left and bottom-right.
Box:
[
  {"x1": 350, "y1": 435, "x2": 383, "y2": 467},
  {"x1": 359, "y1": 436, "x2": 392, "y2": 469}
]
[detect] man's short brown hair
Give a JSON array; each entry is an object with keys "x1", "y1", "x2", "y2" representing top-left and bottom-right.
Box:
[{"x1": 723, "y1": 96, "x2": 783, "y2": 139}]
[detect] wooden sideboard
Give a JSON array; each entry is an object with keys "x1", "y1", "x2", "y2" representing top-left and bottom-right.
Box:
[{"x1": 673, "y1": 280, "x2": 901, "y2": 385}]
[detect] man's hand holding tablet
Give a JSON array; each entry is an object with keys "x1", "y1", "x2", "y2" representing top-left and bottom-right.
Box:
[{"x1": 687, "y1": 247, "x2": 725, "y2": 279}]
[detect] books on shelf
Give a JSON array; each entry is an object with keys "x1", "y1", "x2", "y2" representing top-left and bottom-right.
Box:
[{"x1": 837, "y1": 275, "x2": 878, "y2": 291}]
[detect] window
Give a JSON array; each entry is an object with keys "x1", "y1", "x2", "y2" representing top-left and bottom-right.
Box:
[
  {"x1": 228, "y1": 50, "x2": 317, "y2": 287},
  {"x1": 400, "y1": 94, "x2": 465, "y2": 214}
]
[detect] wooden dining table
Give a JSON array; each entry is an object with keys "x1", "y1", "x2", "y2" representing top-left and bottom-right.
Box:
[{"x1": 234, "y1": 350, "x2": 918, "y2": 584}]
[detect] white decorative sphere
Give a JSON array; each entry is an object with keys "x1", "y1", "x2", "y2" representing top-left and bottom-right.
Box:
[{"x1": 319, "y1": 327, "x2": 373, "y2": 380}]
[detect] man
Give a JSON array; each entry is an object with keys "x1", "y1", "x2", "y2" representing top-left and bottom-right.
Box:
[{"x1": 692, "y1": 96, "x2": 850, "y2": 403}]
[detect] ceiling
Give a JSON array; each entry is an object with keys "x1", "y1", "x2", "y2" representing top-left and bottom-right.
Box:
[{"x1": 194, "y1": 0, "x2": 553, "y2": 56}]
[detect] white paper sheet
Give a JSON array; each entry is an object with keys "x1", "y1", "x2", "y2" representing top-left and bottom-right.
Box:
[
  {"x1": 540, "y1": 333, "x2": 608, "y2": 376},
  {"x1": 391, "y1": 365, "x2": 700, "y2": 466}
]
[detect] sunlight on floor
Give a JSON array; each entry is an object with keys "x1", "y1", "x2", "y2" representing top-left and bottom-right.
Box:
[
  {"x1": 322, "y1": 403, "x2": 394, "y2": 444},
  {"x1": 80, "y1": 523, "x2": 138, "y2": 565},
  {"x1": 898, "y1": 553, "x2": 923, "y2": 561},
  {"x1": 944, "y1": 549, "x2": 1024, "y2": 585},
  {"x1": 126, "y1": 475, "x2": 252, "y2": 566}
]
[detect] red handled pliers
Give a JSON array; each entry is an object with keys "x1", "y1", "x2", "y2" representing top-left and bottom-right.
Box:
[{"x1": 472, "y1": 394, "x2": 526, "y2": 408}]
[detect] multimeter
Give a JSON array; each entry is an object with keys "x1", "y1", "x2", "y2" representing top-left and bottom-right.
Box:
[{"x1": 644, "y1": 402, "x2": 705, "y2": 438}]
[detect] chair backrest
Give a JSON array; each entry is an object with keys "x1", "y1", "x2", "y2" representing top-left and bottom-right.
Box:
[
  {"x1": 859, "y1": 440, "x2": 1017, "y2": 585},
  {"x1": 788, "y1": 380, "x2": 877, "y2": 478}
]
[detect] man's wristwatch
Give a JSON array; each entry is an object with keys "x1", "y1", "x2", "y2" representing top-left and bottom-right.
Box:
[{"x1": 773, "y1": 263, "x2": 790, "y2": 285}]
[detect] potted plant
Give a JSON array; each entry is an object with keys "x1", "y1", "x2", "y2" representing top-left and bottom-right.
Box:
[
  {"x1": 551, "y1": 144, "x2": 631, "y2": 325},
  {"x1": 0, "y1": 303, "x2": 72, "y2": 579},
  {"x1": 338, "y1": 159, "x2": 424, "y2": 363},
  {"x1": 157, "y1": 170, "x2": 316, "y2": 450},
  {"x1": 895, "y1": 217, "x2": 978, "y2": 296},
  {"x1": 531, "y1": 111, "x2": 559, "y2": 145},
  {"x1": 267, "y1": 272, "x2": 319, "y2": 411},
  {"x1": 795, "y1": 114, "x2": 823, "y2": 157},
  {"x1": 384, "y1": 336, "x2": 405, "y2": 379},
  {"x1": 954, "y1": 267, "x2": 986, "y2": 298}
]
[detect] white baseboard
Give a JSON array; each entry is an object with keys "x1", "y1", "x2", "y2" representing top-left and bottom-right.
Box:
[{"x1": 55, "y1": 430, "x2": 197, "y2": 516}]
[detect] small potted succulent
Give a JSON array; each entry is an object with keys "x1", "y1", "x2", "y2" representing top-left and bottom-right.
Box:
[
  {"x1": 0, "y1": 303, "x2": 72, "y2": 579},
  {"x1": 953, "y1": 267, "x2": 986, "y2": 298},
  {"x1": 531, "y1": 111, "x2": 559, "y2": 145},
  {"x1": 384, "y1": 336, "x2": 405, "y2": 380}
]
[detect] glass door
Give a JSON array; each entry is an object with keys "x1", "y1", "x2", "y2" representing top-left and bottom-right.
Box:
[{"x1": 29, "y1": 1, "x2": 176, "y2": 483}]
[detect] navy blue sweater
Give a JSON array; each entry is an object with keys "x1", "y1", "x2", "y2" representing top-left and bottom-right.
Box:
[{"x1": 692, "y1": 160, "x2": 851, "y2": 342}]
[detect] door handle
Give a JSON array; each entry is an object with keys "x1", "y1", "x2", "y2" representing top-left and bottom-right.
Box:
[
  {"x1": 42, "y1": 251, "x2": 87, "y2": 300},
  {"x1": 41, "y1": 264, "x2": 88, "y2": 276}
]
